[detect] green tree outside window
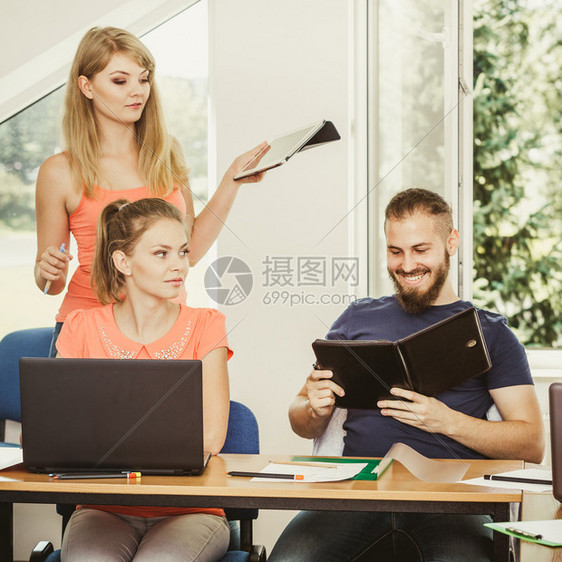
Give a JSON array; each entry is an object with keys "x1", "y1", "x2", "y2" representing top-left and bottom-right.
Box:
[{"x1": 473, "y1": 0, "x2": 561, "y2": 347}]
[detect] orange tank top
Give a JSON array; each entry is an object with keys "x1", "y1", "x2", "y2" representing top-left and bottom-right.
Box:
[{"x1": 56, "y1": 185, "x2": 187, "y2": 322}]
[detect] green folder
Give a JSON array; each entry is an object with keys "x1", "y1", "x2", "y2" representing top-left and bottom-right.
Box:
[
  {"x1": 485, "y1": 521, "x2": 562, "y2": 547},
  {"x1": 291, "y1": 456, "x2": 391, "y2": 481}
]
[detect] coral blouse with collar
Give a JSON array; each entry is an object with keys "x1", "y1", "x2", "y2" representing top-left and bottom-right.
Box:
[
  {"x1": 56, "y1": 303, "x2": 232, "y2": 361},
  {"x1": 56, "y1": 185, "x2": 186, "y2": 323},
  {"x1": 55, "y1": 303, "x2": 232, "y2": 518}
]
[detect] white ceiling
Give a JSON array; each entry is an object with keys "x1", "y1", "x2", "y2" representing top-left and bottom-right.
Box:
[{"x1": 0, "y1": 0, "x2": 198, "y2": 123}]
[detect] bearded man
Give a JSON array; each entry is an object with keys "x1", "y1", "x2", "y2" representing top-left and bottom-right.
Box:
[{"x1": 268, "y1": 188, "x2": 544, "y2": 562}]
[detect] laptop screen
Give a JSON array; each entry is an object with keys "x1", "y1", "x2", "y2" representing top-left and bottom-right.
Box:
[
  {"x1": 550, "y1": 382, "x2": 562, "y2": 502},
  {"x1": 20, "y1": 358, "x2": 205, "y2": 475}
]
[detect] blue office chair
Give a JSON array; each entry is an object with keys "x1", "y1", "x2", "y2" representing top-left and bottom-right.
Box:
[
  {"x1": 0, "y1": 327, "x2": 53, "y2": 446},
  {"x1": 30, "y1": 400, "x2": 266, "y2": 562}
]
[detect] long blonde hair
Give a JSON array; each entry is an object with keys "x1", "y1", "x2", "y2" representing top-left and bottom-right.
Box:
[
  {"x1": 62, "y1": 26, "x2": 189, "y2": 197},
  {"x1": 92, "y1": 198, "x2": 189, "y2": 304}
]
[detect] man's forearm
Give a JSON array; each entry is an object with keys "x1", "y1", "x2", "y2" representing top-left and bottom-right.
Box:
[
  {"x1": 380, "y1": 386, "x2": 545, "y2": 463},
  {"x1": 446, "y1": 412, "x2": 544, "y2": 463},
  {"x1": 289, "y1": 395, "x2": 332, "y2": 439}
]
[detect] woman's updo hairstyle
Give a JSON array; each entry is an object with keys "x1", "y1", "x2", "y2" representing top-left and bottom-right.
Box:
[{"x1": 92, "y1": 198, "x2": 187, "y2": 304}]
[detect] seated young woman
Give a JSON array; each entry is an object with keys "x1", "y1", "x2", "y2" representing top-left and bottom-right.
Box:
[{"x1": 56, "y1": 197, "x2": 231, "y2": 562}]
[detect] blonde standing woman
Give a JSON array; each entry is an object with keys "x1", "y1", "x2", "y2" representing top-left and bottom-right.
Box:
[{"x1": 34, "y1": 26, "x2": 266, "y2": 355}]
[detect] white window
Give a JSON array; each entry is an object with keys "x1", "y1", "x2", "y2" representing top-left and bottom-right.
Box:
[
  {"x1": 365, "y1": 0, "x2": 472, "y2": 298},
  {"x1": 0, "y1": 2, "x2": 209, "y2": 338},
  {"x1": 362, "y1": 1, "x2": 561, "y2": 451}
]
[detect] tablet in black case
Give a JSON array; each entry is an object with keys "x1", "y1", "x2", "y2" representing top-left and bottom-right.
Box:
[
  {"x1": 233, "y1": 119, "x2": 340, "y2": 180},
  {"x1": 312, "y1": 307, "x2": 492, "y2": 409}
]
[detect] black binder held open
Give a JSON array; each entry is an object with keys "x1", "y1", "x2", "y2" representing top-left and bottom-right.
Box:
[
  {"x1": 233, "y1": 120, "x2": 340, "y2": 180},
  {"x1": 312, "y1": 307, "x2": 492, "y2": 409}
]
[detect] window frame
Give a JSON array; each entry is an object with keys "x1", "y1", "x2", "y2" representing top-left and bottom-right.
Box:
[
  {"x1": 359, "y1": 0, "x2": 561, "y2": 371},
  {"x1": 0, "y1": 0, "x2": 200, "y2": 125},
  {"x1": 364, "y1": 0, "x2": 467, "y2": 298}
]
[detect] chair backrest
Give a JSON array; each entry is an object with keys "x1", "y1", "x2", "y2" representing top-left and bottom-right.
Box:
[
  {"x1": 221, "y1": 401, "x2": 260, "y2": 524},
  {"x1": 222, "y1": 401, "x2": 260, "y2": 455},
  {"x1": 0, "y1": 328, "x2": 52, "y2": 424}
]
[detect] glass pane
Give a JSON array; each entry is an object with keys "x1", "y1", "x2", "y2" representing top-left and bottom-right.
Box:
[
  {"x1": 368, "y1": 0, "x2": 454, "y2": 296},
  {"x1": 0, "y1": 88, "x2": 66, "y2": 334},
  {"x1": 472, "y1": 0, "x2": 562, "y2": 348},
  {"x1": 142, "y1": 1, "x2": 209, "y2": 215},
  {"x1": 0, "y1": 4, "x2": 209, "y2": 339}
]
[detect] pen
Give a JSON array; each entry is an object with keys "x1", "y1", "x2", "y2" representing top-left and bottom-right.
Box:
[
  {"x1": 268, "y1": 460, "x2": 339, "y2": 469},
  {"x1": 483, "y1": 474, "x2": 552, "y2": 485},
  {"x1": 505, "y1": 527, "x2": 543, "y2": 540},
  {"x1": 50, "y1": 472, "x2": 142, "y2": 480},
  {"x1": 43, "y1": 243, "x2": 66, "y2": 294},
  {"x1": 227, "y1": 471, "x2": 304, "y2": 480}
]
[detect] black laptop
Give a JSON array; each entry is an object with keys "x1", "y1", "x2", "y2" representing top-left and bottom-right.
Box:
[
  {"x1": 19, "y1": 358, "x2": 209, "y2": 475},
  {"x1": 550, "y1": 382, "x2": 562, "y2": 502}
]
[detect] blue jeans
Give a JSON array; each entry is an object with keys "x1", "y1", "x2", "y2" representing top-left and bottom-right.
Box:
[{"x1": 268, "y1": 511, "x2": 493, "y2": 562}]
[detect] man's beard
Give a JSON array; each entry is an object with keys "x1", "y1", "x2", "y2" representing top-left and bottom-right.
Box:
[{"x1": 388, "y1": 252, "x2": 450, "y2": 314}]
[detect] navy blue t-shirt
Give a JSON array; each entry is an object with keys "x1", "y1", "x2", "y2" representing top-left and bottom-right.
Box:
[{"x1": 325, "y1": 296, "x2": 533, "y2": 460}]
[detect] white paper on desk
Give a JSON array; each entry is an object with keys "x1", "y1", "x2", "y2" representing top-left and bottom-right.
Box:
[
  {"x1": 491, "y1": 520, "x2": 562, "y2": 545},
  {"x1": 252, "y1": 462, "x2": 368, "y2": 482},
  {"x1": 0, "y1": 446, "x2": 23, "y2": 470},
  {"x1": 461, "y1": 468, "x2": 552, "y2": 492}
]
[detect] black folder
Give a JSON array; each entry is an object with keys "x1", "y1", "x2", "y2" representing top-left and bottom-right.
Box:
[{"x1": 312, "y1": 307, "x2": 492, "y2": 409}]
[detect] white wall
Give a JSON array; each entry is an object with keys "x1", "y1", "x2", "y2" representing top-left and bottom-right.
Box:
[
  {"x1": 210, "y1": 0, "x2": 355, "y2": 452},
  {"x1": 209, "y1": 0, "x2": 358, "y2": 550}
]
